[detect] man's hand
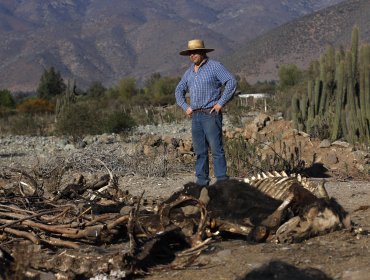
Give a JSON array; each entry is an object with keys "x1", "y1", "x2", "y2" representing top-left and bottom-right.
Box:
[
  {"x1": 210, "y1": 103, "x2": 222, "y2": 113},
  {"x1": 186, "y1": 107, "x2": 193, "y2": 117}
]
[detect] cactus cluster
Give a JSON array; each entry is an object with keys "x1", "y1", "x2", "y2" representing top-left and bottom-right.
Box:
[
  {"x1": 55, "y1": 80, "x2": 77, "y2": 120},
  {"x1": 291, "y1": 26, "x2": 370, "y2": 143}
]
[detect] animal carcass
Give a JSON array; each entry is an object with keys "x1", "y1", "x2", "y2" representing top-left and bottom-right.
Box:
[{"x1": 163, "y1": 172, "x2": 351, "y2": 243}]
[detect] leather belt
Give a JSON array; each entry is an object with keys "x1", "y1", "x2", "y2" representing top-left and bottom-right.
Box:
[{"x1": 192, "y1": 108, "x2": 212, "y2": 113}]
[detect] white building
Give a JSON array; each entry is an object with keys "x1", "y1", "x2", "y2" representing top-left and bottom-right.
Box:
[{"x1": 237, "y1": 93, "x2": 273, "y2": 111}]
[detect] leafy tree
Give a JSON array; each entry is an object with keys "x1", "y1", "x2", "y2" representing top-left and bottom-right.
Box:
[
  {"x1": 254, "y1": 80, "x2": 277, "y2": 93},
  {"x1": 37, "y1": 67, "x2": 66, "y2": 99},
  {"x1": 151, "y1": 76, "x2": 179, "y2": 105},
  {"x1": 278, "y1": 64, "x2": 303, "y2": 90},
  {"x1": 144, "y1": 73, "x2": 162, "y2": 94},
  {"x1": 116, "y1": 77, "x2": 139, "y2": 101},
  {"x1": 236, "y1": 76, "x2": 253, "y2": 93},
  {"x1": 86, "y1": 81, "x2": 106, "y2": 98},
  {"x1": 0, "y1": 89, "x2": 15, "y2": 108},
  {"x1": 143, "y1": 74, "x2": 179, "y2": 105}
]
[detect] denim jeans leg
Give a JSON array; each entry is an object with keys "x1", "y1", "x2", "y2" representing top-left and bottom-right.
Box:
[
  {"x1": 192, "y1": 113, "x2": 210, "y2": 186},
  {"x1": 203, "y1": 112, "x2": 228, "y2": 182}
]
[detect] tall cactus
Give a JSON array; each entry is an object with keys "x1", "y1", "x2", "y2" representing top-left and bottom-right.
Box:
[
  {"x1": 359, "y1": 45, "x2": 369, "y2": 138},
  {"x1": 319, "y1": 55, "x2": 328, "y2": 114},
  {"x1": 306, "y1": 80, "x2": 315, "y2": 133},
  {"x1": 300, "y1": 93, "x2": 307, "y2": 123},
  {"x1": 366, "y1": 64, "x2": 370, "y2": 136},
  {"x1": 313, "y1": 78, "x2": 321, "y2": 116},
  {"x1": 345, "y1": 51, "x2": 362, "y2": 143},
  {"x1": 331, "y1": 60, "x2": 344, "y2": 141},
  {"x1": 361, "y1": 45, "x2": 370, "y2": 138},
  {"x1": 351, "y1": 26, "x2": 360, "y2": 82},
  {"x1": 291, "y1": 95, "x2": 300, "y2": 130},
  {"x1": 326, "y1": 45, "x2": 337, "y2": 112}
]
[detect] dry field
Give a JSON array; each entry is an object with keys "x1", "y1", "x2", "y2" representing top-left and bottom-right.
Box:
[{"x1": 0, "y1": 116, "x2": 369, "y2": 280}]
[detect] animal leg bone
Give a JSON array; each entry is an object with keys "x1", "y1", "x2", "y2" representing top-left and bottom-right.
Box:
[{"x1": 261, "y1": 193, "x2": 294, "y2": 229}]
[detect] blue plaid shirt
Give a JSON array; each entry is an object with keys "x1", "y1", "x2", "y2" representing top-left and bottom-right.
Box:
[{"x1": 175, "y1": 59, "x2": 237, "y2": 111}]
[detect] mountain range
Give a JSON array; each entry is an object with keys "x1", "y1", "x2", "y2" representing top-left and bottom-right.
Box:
[{"x1": 0, "y1": 0, "x2": 347, "y2": 91}]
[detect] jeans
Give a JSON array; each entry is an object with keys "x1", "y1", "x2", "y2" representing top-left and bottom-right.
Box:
[{"x1": 192, "y1": 111, "x2": 228, "y2": 186}]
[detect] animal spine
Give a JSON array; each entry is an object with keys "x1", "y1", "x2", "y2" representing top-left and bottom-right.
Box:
[{"x1": 243, "y1": 172, "x2": 329, "y2": 200}]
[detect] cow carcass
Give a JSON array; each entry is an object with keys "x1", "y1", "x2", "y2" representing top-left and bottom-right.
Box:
[{"x1": 163, "y1": 172, "x2": 351, "y2": 244}]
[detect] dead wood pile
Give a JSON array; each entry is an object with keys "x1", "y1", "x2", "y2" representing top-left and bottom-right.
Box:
[{"x1": 0, "y1": 162, "x2": 212, "y2": 279}]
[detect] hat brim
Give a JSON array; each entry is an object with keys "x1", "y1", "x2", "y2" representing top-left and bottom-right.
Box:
[{"x1": 179, "y1": 48, "x2": 214, "y2": 56}]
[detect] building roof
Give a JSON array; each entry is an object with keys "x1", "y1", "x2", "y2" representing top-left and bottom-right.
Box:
[{"x1": 238, "y1": 93, "x2": 272, "y2": 98}]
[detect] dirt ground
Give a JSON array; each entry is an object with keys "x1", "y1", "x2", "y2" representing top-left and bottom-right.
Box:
[
  {"x1": 1, "y1": 114, "x2": 370, "y2": 279},
  {"x1": 2, "y1": 169, "x2": 369, "y2": 280}
]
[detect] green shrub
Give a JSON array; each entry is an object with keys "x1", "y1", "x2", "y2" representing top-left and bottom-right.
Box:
[
  {"x1": 103, "y1": 111, "x2": 135, "y2": 133},
  {"x1": 278, "y1": 64, "x2": 303, "y2": 91},
  {"x1": 55, "y1": 100, "x2": 136, "y2": 138},
  {"x1": 55, "y1": 102, "x2": 103, "y2": 138},
  {"x1": 8, "y1": 113, "x2": 53, "y2": 136}
]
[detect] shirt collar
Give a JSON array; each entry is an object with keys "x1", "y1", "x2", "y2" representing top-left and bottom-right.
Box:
[{"x1": 192, "y1": 58, "x2": 208, "y2": 72}]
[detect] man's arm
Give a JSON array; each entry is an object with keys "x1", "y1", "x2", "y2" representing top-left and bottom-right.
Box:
[
  {"x1": 215, "y1": 63, "x2": 237, "y2": 108},
  {"x1": 175, "y1": 72, "x2": 190, "y2": 112}
]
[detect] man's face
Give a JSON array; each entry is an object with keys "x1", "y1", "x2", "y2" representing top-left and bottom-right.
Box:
[{"x1": 189, "y1": 51, "x2": 205, "y2": 65}]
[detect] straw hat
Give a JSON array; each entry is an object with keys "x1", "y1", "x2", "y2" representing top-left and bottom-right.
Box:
[{"x1": 179, "y1": 39, "x2": 214, "y2": 56}]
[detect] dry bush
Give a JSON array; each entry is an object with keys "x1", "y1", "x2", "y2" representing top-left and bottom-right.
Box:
[
  {"x1": 2, "y1": 113, "x2": 54, "y2": 136},
  {"x1": 225, "y1": 135, "x2": 305, "y2": 177},
  {"x1": 16, "y1": 98, "x2": 55, "y2": 114},
  {"x1": 125, "y1": 104, "x2": 184, "y2": 126}
]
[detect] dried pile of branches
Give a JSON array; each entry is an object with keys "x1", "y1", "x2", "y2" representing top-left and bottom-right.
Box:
[{"x1": 0, "y1": 163, "x2": 209, "y2": 278}]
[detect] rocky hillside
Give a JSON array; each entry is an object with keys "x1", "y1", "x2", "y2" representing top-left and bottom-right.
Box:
[
  {"x1": 0, "y1": 0, "x2": 342, "y2": 91},
  {"x1": 228, "y1": 0, "x2": 370, "y2": 82}
]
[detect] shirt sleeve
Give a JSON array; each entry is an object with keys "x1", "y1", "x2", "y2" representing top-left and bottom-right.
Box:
[
  {"x1": 215, "y1": 63, "x2": 237, "y2": 107},
  {"x1": 175, "y1": 70, "x2": 190, "y2": 111}
]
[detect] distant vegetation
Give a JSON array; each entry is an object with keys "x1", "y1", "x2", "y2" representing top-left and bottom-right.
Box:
[
  {"x1": 0, "y1": 70, "x2": 184, "y2": 138},
  {"x1": 0, "y1": 64, "x2": 279, "y2": 138}
]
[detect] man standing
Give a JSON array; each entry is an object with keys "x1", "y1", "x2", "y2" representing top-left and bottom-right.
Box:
[{"x1": 175, "y1": 39, "x2": 237, "y2": 186}]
